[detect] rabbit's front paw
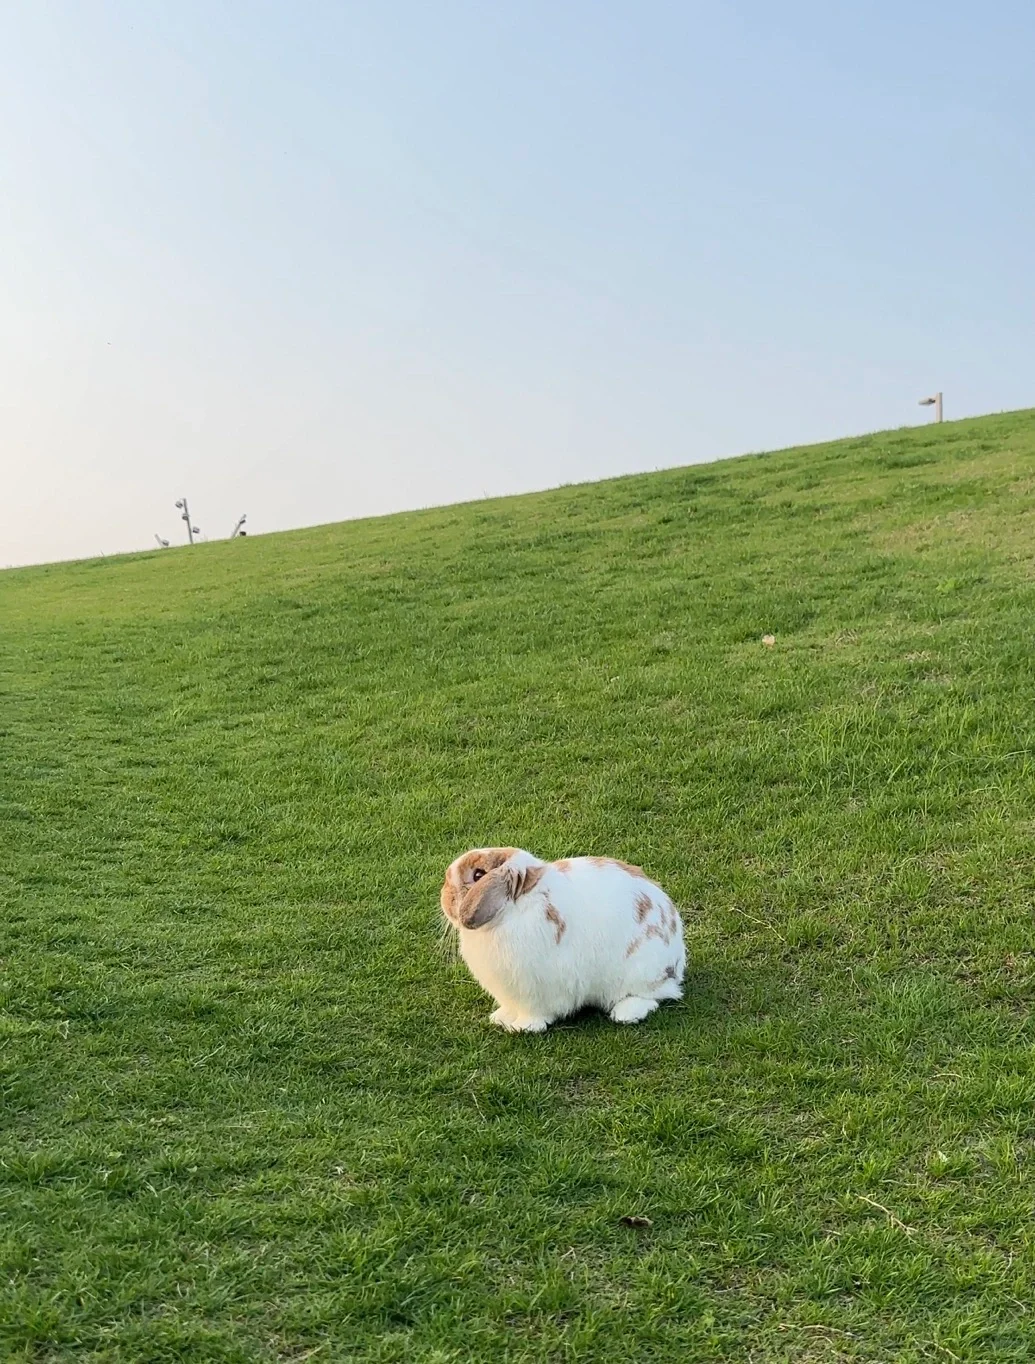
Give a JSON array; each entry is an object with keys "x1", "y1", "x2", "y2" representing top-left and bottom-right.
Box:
[
  {"x1": 507, "y1": 1015, "x2": 549, "y2": 1033},
  {"x1": 491, "y1": 1007, "x2": 549, "y2": 1033}
]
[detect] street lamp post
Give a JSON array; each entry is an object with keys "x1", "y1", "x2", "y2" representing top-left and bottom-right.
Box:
[{"x1": 174, "y1": 498, "x2": 201, "y2": 544}]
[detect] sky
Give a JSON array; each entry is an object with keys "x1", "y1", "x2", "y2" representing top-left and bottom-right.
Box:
[{"x1": 2, "y1": 2, "x2": 1033, "y2": 568}]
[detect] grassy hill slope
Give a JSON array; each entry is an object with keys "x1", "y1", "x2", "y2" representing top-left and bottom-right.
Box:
[{"x1": 2, "y1": 410, "x2": 1035, "y2": 1362}]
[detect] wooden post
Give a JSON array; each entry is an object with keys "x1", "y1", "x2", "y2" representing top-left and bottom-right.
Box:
[{"x1": 918, "y1": 394, "x2": 943, "y2": 423}]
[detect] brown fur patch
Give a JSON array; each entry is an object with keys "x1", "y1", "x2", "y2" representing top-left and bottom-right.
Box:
[
  {"x1": 555, "y1": 859, "x2": 573, "y2": 873},
  {"x1": 544, "y1": 900, "x2": 567, "y2": 944},
  {"x1": 625, "y1": 935, "x2": 643, "y2": 957},
  {"x1": 650, "y1": 964, "x2": 679, "y2": 990},
  {"x1": 644, "y1": 923, "x2": 670, "y2": 944},
  {"x1": 634, "y1": 892, "x2": 653, "y2": 923},
  {"x1": 589, "y1": 856, "x2": 649, "y2": 879},
  {"x1": 614, "y1": 858, "x2": 649, "y2": 879}
]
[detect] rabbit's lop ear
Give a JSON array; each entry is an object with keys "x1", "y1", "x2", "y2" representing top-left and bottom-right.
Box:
[
  {"x1": 459, "y1": 865, "x2": 513, "y2": 929},
  {"x1": 458, "y1": 854, "x2": 546, "y2": 928}
]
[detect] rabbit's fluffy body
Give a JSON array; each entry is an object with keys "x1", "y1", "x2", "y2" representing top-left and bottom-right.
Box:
[{"x1": 441, "y1": 847, "x2": 684, "y2": 1032}]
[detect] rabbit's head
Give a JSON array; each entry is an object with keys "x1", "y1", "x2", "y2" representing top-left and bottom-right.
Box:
[{"x1": 440, "y1": 848, "x2": 545, "y2": 930}]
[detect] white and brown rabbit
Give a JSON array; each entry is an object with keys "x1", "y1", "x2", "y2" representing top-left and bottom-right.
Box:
[{"x1": 440, "y1": 847, "x2": 685, "y2": 1031}]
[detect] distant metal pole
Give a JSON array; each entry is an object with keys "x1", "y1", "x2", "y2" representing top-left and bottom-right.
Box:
[{"x1": 175, "y1": 498, "x2": 200, "y2": 544}]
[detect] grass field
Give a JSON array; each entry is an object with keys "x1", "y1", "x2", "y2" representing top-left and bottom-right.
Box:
[{"x1": 3, "y1": 411, "x2": 1035, "y2": 1362}]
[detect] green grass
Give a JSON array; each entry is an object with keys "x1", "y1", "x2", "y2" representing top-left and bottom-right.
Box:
[{"x1": 3, "y1": 411, "x2": 1035, "y2": 1362}]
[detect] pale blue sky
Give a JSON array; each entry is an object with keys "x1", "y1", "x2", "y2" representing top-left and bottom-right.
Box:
[{"x1": 2, "y1": 1, "x2": 1033, "y2": 566}]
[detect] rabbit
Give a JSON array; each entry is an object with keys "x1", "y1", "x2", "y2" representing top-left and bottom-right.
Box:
[{"x1": 440, "y1": 847, "x2": 685, "y2": 1031}]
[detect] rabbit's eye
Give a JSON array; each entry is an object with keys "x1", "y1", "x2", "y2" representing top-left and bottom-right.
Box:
[{"x1": 472, "y1": 868, "x2": 486, "y2": 882}]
